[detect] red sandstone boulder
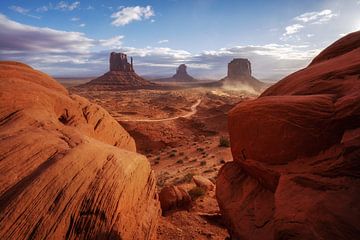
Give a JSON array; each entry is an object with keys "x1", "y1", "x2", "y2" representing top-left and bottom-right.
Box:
[
  {"x1": 192, "y1": 175, "x2": 215, "y2": 191},
  {"x1": 159, "y1": 186, "x2": 192, "y2": 213},
  {"x1": 0, "y1": 61, "x2": 160, "y2": 239},
  {"x1": 216, "y1": 31, "x2": 360, "y2": 239}
]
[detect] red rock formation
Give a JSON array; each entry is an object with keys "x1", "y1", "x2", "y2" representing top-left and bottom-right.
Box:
[
  {"x1": 216, "y1": 31, "x2": 360, "y2": 239},
  {"x1": 110, "y1": 52, "x2": 134, "y2": 72},
  {"x1": 159, "y1": 186, "x2": 192, "y2": 213},
  {"x1": 227, "y1": 58, "x2": 251, "y2": 78},
  {"x1": 172, "y1": 64, "x2": 196, "y2": 82},
  {"x1": 221, "y1": 58, "x2": 268, "y2": 92},
  {"x1": 0, "y1": 61, "x2": 160, "y2": 239},
  {"x1": 86, "y1": 52, "x2": 155, "y2": 90}
]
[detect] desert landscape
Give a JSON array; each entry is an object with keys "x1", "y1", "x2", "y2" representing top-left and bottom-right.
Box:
[{"x1": 1, "y1": 1, "x2": 360, "y2": 240}]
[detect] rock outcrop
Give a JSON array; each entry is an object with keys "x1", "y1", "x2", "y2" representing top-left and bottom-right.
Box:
[
  {"x1": 192, "y1": 175, "x2": 215, "y2": 191},
  {"x1": 159, "y1": 186, "x2": 192, "y2": 213},
  {"x1": 154, "y1": 64, "x2": 197, "y2": 82},
  {"x1": 172, "y1": 64, "x2": 196, "y2": 82},
  {"x1": 227, "y1": 58, "x2": 251, "y2": 78},
  {"x1": 216, "y1": 31, "x2": 360, "y2": 239},
  {"x1": 220, "y1": 58, "x2": 267, "y2": 92},
  {"x1": 0, "y1": 61, "x2": 160, "y2": 239},
  {"x1": 85, "y1": 52, "x2": 155, "y2": 90}
]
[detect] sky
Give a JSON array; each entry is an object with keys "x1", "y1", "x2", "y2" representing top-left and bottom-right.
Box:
[{"x1": 0, "y1": 0, "x2": 359, "y2": 80}]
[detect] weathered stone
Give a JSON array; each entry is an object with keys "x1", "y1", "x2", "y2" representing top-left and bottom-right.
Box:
[
  {"x1": 159, "y1": 185, "x2": 192, "y2": 213},
  {"x1": 216, "y1": 31, "x2": 360, "y2": 240},
  {"x1": 227, "y1": 58, "x2": 251, "y2": 78},
  {"x1": 109, "y1": 52, "x2": 134, "y2": 72},
  {"x1": 86, "y1": 52, "x2": 155, "y2": 90},
  {"x1": 192, "y1": 175, "x2": 215, "y2": 191},
  {"x1": 0, "y1": 61, "x2": 160, "y2": 239},
  {"x1": 172, "y1": 64, "x2": 196, "y2": 82},
  {"x1": 221, "y1": 58, "x2": 266, "y2": 92}
]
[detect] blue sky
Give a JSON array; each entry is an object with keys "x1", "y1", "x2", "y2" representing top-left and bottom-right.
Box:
[{"x1": 0, "y1": 0, "x2": 359, "y2": 80}]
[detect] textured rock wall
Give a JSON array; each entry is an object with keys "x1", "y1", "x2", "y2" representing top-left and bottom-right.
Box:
[
  {"x1": 227, "y1": 58, "x2": 251, "y2": 78},
  {"x1": 0, "y1": 61, "x2": 160, "y2": 239},
  {"x1": 216, "y1": 31, "x2": 360, "y2": 239}
]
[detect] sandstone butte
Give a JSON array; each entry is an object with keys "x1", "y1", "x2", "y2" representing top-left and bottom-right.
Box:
[
  {"x1": 171, "y1": 64, "x2": 196, "y2": 82},
  {"x1": 216, "y1": 31, "x2": 360, "y2": 239},
  {"x1": 0, "y1": 61, "x2": 160, "y2": 239},
  {"x1": 220, "y1": 58, "x2": 268, "y2": 92},
  {"x1": 85, "y1": 52, "x2": 156, "y2": 90}
]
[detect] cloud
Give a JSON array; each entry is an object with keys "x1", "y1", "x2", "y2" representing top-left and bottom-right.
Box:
[
  {"x1": 71, "y1": 17, "x2": 80, "y2": 21},
  {"x1": 79, "y1": 23, "x2": 86, "y2": 27},
  {"x1": 283, "y1": 24, "x2": 304, "y2": 36},
  {"x1": 111, "y1": 6, "x2": 154, "y2": 26},
  {"x1": 0, "y1": 14, "x2": 93, "y2": 53},
  {"x1": 294, "y1": 9, "x2": 337, "y2": 24},
  {"x1": 36, "y1": 6, "x2": 49, "y2": 12},
  {"x1": 9, "y1": 5, "x2": 29, "y2": 14},
  {"x1": 55, "y1": 1, "x2": 80, "y2": 11},
  {"x1": 9, "y1": 5, "x2": 41, "y2": 19},
  {"x1": 158, "y1": 39, "x2": 169, "y2": 44},
  {"x1": 99, "y1": 35, "x2": 124, "y2": 48}
]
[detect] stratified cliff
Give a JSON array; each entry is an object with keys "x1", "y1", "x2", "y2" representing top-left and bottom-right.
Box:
[
  {"x1": 216, "y1": 31, "x2": 360, "y2": 239},
  {"x1": 0, "y1": 61, "x2": 160, "y2": 239}
]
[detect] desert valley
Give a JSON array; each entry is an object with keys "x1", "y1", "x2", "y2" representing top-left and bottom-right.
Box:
[{"x1": 0, "y1": 1, "x2": 360, "y2": 240}]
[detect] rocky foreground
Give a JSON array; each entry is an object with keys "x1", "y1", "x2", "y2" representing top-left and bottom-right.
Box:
[
  {"x1": 0, "y1": 62, "x2": 160, "y2": 239},
  {"x1": 217, "y1": 31, "x2": 360, "y2": 239}
]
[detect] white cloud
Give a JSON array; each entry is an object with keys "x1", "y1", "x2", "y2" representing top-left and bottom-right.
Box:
[
  {"x1": 307, "y1": 34, "x2": 315, "y2": 38},
  {"x1": 9, "y1": 5, "x2": 41, "y2": 19},
  {"x1": 9, "y1": 5, "x2": 29, "y2": 14},
  {"x1": 99, "y1": 35, "x2": 124, "y2": 48},
  {"x1": 158, "y1": 39, "x2": 169, "y2": 44},
  {"x1": 122, "y1": 46, "x2": 191, "y2": 60},
  {"x1": 111, "y1": 6, "x2": 154, "y2": 26},
  {"x1": 283, "y1": 24, "x2": 304, "y2": 36},
  {"x1": 71, "y1": 17, "x2": 80, "y2": 21},
  {"x1": 79, "y1": 23, "x2": 86, "y2": 27},
  {"x1": 0, "y1": 14, "x2": 93, "y2": 53},
  {"x1": 294, "y1": 9, "x2": 337, "y2": 24},
  {"x1": 55, "y1": 1, "x2": 80, "y2": 11},
  {"x1": 36, "y1": 6, "x2": 49, "y2": 12}
]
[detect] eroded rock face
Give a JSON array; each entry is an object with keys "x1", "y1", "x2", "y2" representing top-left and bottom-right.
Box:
[
  {"x1": 221, "y1": 58, "x2": 267, "y2": 92},
  {"x1": 159, "y1": 185, "x2": 192, "y2": 213},
  {"x1": 0, "y1": 61, "x2": 160, "y2": 239},
  {"x1": 216, "y1": 31, "x2": 360, "y2": 239},
  {"x1": 227, "y1": 58, "x2": 251, "y2": 78},
  {"x1": 85, "y1": 52, "x2": 155, "y2": 90},
  {"x1": 110, "y1": 52, "x2": 134, "y2": 72},
  {"x1": 172, "y1": 64, "x2": 196, "y2": 82}
]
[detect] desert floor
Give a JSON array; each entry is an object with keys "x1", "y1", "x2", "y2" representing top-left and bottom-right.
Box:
[{"x1": 62, "y1": 79, "x2": 255, "y2": 239}]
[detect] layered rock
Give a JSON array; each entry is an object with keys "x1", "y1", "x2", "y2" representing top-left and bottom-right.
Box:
[
  {"x1": 216, "y1": 31, "x2": 360, "y2": 239},
  {"x1": 0, "y1": 61, "x2": 160, "y2": 239},
  {"x1": 86, "y1": 52, "x2": 155, "y2": 90},
  {"x1": 221, "y1": 58, "x2": 267, "y2": 92}
]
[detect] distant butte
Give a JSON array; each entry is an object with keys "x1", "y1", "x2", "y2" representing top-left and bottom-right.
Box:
[
  {"x1": 172, "y1": 64, "x2": 196, "y2": 82},
  {"x1": 154, "y1": 64, "x2": 197, "y2": 82},
  {"x1": 85, "y1": 52, "x2": 155, "y2": 90},
  {"x1": 220, "y1": 58, "x2": 267, "y2": 91}
]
